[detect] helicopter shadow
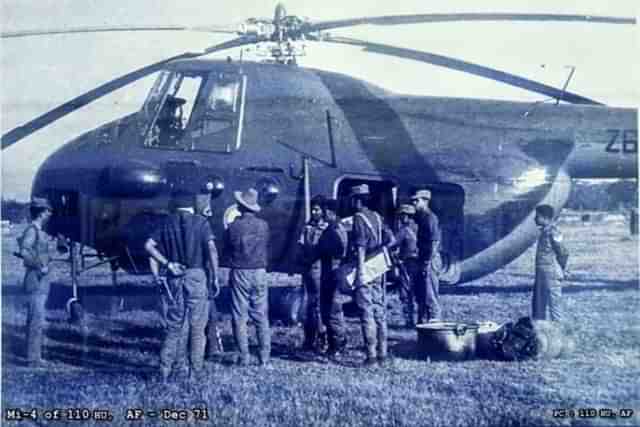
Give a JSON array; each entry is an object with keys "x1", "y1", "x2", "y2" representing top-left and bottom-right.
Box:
[{"x1": 1, "y1": 320, "x2": 152, "y2": 372}]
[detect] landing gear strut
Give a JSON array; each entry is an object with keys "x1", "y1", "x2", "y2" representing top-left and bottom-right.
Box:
[{"x1": 66, "y1": 241, "x2": 86, "y2": 325}]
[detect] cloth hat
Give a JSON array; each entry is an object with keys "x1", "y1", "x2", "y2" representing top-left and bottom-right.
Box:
[
  {"x1": 411, "y1": 189, "x2": 432, "y2": 201},
  {"x1": 31, "y1": 197, "x2": 52, "y2": 210},
  {"x1": 234, "y1": 188, "x2": 261, "y2": 212},
  {"x1": 172, "y1": 191, "x2": 195, "y2": 209},
  {"x1": 349, "y1": 184, "x2": 370, "y2": 197},
  {"x1": 323, "y1": 198, "x2": 339, "y2": 213},
  {"x1": 396, "y1": 204, "x2": 416, "y2": 215}
]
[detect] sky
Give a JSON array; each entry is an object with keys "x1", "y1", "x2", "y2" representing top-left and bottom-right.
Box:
[{"x1": 1, "y1": 0, "x2": 638, "y2": 200}]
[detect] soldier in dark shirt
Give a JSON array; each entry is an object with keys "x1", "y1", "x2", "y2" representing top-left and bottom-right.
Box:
[
  {"x1": 18, "y1": 197, "x2": 53, "y2": 367},
  {"x1": 224, "y1": 188, "x2": 271, "y2": 366},
  {"x1": 533, "y1": 204, "x2": 569, "y2": 322},
  {"x1": 411, "y1": 189, "x2": 442, "y2": 323},
  {"x1": 313, "y1": 199, "x2": 349, "y2": 356},
  {"x1": 145, "y1": 192, "x2": 219, "y2": 381},
  {"x1": 349, "y1": 184, "x2": 396, "y2": 366},
  {"x1": 298, "y1": 195, "x2": 329, "y2": 352},
  {"x1": 394, "y1": 204, "x2": 420, "y2": 328}
]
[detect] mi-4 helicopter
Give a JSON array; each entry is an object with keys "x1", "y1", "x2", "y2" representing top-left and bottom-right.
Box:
[{"x1": 2, "y1": 4, "x2": 637, "y2": 319}]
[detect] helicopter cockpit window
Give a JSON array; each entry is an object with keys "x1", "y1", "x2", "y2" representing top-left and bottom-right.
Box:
[
  {"x1": 141, "y1": 71, "x2": 206, "y2": 149},
  {"x1": 141, "y1": 70, "x2": 246, "y2": 153}
]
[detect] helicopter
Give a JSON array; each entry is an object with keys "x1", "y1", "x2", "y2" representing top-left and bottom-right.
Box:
[{"x1": 1, "y1": 4, "x2": 637, "y2": 318}]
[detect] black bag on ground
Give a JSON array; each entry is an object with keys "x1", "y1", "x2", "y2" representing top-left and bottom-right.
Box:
[{"x1": 492, "y1": 317, "x2": 539, "y2": 361}]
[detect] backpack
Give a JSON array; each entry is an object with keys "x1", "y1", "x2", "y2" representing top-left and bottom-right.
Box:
[{"x1": 492, "y1": 317, "x2": 539, "y2": 361}]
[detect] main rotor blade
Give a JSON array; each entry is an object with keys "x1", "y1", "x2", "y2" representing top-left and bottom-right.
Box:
[
  {"x1": 323, "y1": 36, "x2": 602, "y2": 105},
  {"x1": 1, "y1": 37, "x2": 252, "y2": 149},
  {"x1": 1, "y1": 24, "x2": 237, "y2": 38},
  {"x1": 309, "y1": 13, "x2": 636, "y2": 32}
]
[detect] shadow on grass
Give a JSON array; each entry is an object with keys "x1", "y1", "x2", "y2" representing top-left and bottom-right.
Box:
[
  {"x1": 2, "y1": 322, "x2": 152, "y2": 372},
  {"x1": 44, "y1": 320, "x2": 160, "y2": 353},
  {"x1": 441, "y1": 278, "x2": 638, "y2": 296}
]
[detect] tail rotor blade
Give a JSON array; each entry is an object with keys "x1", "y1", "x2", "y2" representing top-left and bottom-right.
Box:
[
  {"x1": 2, "y1": 37, "x2": 252, "y2": 149},
  {"x1": 323, "y1": 36, "x2": 602, "y2": 105}
]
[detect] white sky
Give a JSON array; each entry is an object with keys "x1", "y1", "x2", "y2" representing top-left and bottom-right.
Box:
[{"x1": 1, "y1": 0, "x2": 638, "y2": 200}]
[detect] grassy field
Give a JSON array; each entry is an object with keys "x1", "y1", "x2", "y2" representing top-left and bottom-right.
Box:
[{"x1": 1, "y1": 221, "x2": 638, "y2": 427}]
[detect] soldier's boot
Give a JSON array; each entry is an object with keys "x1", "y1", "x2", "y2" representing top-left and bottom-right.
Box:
[
  {"x1": 327, "y1": 335, "x2": 347, "y2": 357},
  {"x1": 258, "y1": 348, "x2": 271, "y2": 367},
  {"x1": 205, "y1": 326, "x2": 224, "y2": 360},
  {"x1": 317, "y1": 330, "x2": 328, "y2": 353},
  {"x1": 301, "y1": 325, "x2": 317, "y2": 351},
  {"x1": 236, "y1": 353, "x2": 251, "y2": 367}
]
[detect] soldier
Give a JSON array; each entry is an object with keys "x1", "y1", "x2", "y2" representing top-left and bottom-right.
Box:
[
  {"x1": 224, "y1": 188, "x2": 271, "y2": 366},
  {"x1": 298, "y1": 195, "x2": 329, "y2": 352},
  {"x1": 314, "y1": 199, "x2": 349, "y2": 357},
  {"x1": 411, "y1": 189, "x2": 442, "y2": 323},
  {"x1": 349, "y1": 184, "x2": 395, "y2": 366},
  {"x1": 145, "y1": 191, "x2": 219, "y2": 381},
  {"x1": 18, "y1": 197, "x2": 53, "y2": 367},
  {"x1": 394, "y1": 204, "x2": 420, "y2": 328},
  {"x1": 532, "y1": 204, "x2": 569, "y2": 322}
]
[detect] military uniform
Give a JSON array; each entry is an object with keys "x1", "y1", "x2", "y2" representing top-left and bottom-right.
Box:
[
  {"x1": 19, "y1": 221, "x2": 51, "y2": 365},
  {"x1": 149, "y1": 208, "x2": 215, "y2": 378},
  {"x1": 533, "y1": 224, "x2": 568, "y2": 322},
  {"x1": 395, "y1": 217, "x2": 420, "y2": 327},
  {"x1": 225, "y1": 189, "x2": 271, "y2": 365},
  {"x1": 351, "y1": 206, "x2": 394, "y2": 362},
  {"x1": 298, "y1": 218, "x2": 328, "y2": 349},
  {"x1": 315, "y1": 218, "x2": 349, "y2": 354},
  {"x1": 414, "y1": 208, "x2": 442, "y2": 322}
]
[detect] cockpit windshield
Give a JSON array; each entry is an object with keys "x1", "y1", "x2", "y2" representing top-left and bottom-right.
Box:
[{"x1": 140, "y1": 69, "x2": 246, "y2": 152}]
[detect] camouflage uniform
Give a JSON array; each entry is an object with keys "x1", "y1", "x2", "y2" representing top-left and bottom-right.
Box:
[
  {"x1": 315, "y1": 220, "x2": 349, "y2": 354},
  {"x1": 351, "y1": 208, "x2": 394, "y2": 361},
  {"x1": 298, "y1": 219, "x2": 328, "y2": 349},
  {"x1": 395, "y1": 219, "x2": 420, "y2": 327},
  {"x1": 533, "y1": 224, "x2": 568, "y2": 322},
  {"x1": 19, "y1": 223, "x2": 51, "y2": 364},
  {"x1": 415, "y1": 209, "x2": 442, "y2": 322}
]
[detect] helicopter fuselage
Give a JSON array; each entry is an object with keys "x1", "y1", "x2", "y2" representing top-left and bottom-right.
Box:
[{"x1": 33, "y1": 59, "x2": 637, "y2": 282}]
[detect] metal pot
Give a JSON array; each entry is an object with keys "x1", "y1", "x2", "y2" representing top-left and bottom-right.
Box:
[{"x1": 416, "y1": 322, "x2": 479, "y2": 361}]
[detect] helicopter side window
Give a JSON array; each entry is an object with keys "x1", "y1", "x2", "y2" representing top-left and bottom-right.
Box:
[{"x1": 188, "y1": 72, "x2": 247, "y2": 152}]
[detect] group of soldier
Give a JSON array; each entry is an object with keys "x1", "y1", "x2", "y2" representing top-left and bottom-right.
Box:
[
  {"x1": 298, "y1": 185, "x2": 443, "y2": 367},
  {"x1": 140, "y1": 183, "x2": 443, "y2": 378},
  {"x1": 17, "y1": 184, "x2": 568, "y2": 379}
]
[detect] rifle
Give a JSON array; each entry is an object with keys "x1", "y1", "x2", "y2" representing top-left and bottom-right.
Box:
[
  {"x1": 389, "y1": 251, "x2": 412, "y2": 289},
  {"x1": 154, "y1": 277, "x2": 176, "y2": 305}
]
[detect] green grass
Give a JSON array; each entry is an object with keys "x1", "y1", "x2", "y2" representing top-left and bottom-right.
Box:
[{"x1": 2, "y1": 222, "x2": 639, "y2": 427}]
